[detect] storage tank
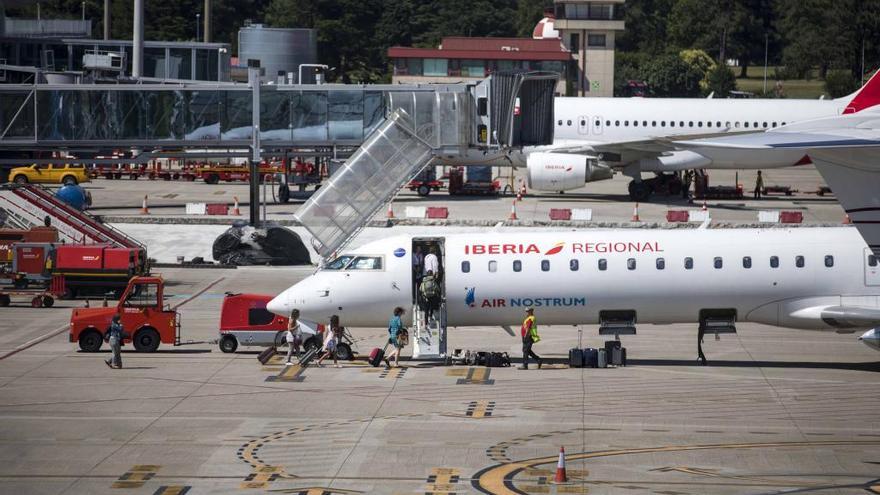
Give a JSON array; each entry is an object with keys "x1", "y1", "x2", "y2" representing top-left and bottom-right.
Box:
[{"x1": 238, "y1": 24, "x2": 317, "y2": 82}]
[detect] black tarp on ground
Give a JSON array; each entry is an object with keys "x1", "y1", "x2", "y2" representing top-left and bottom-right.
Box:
[{"x1": 212, "y1": 222, "x2": 312, "y2": 266}]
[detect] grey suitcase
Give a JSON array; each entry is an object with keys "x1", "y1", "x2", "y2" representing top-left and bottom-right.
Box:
[
  {"x1": 611, "y1": 346, "x2": 625, "y2": 366},
  {"x1": 597, "y1": 348, "x2": 608, "y2": 368}
]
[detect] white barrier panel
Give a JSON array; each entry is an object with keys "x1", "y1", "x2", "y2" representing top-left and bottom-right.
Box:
[
  {"x1": 186, "y1": 203, "x2": 207, "y2": 215},
  {"x1": 571, "y1": 208, "x2": 593, "y2": 221},
  {"x1": 688, "y1": 210, "x2": 710, "y2": 222},
  {"x1": 405, "y1": 206, "x2": 427, "y2": 218},
  {"x1": 758, "y1": 210, "x2": 780, "y2": 223}
]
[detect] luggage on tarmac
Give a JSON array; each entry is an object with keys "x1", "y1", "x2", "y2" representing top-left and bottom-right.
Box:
[
  {"x1": 298, "y1": 347, "x2": 319, "y2": 368},
  {"x1": 611, "y1": 346, "x2": 627, "y2": 366},
  {"x1": 604, "y1": 339, "x2": 621, "y2": 358},
  {"x1": 258, "y1": 346, "x2": 277, "y2": 365},
  {"x1": 369, "y1": 347, "x2": 386, "y2": 367},
  {"x1": 569, "y1": 348, "x2": 585, "y2": 368},
  {"x1": 597, "y1": 348, "x2": 608, "y2": 368},
  {"x1": 584, "y1": 347, "x2": 599, "y2": 368},
  {"x1": 487, "y1": 352, "x2": 511, "y2": 367}
]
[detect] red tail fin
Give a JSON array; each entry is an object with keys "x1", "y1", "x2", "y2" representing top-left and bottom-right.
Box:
[{"x1": 843, "y1": 69, "x2": 880, "y2": 114}]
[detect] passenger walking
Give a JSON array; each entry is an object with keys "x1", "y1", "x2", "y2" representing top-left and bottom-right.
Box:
[
  {"x1": 316, "y1": 315, "x2": 342, "y2": 368},
  {"x1": 285, "y1": 309, "x2": 302, "y2": 365},
  {"x1": 424, "y1": 246, "x2": 439, "y2": 280},
  {"x1": 412, "y1": 246, "x2": 424, "y2": 301},
  {"x1": 519, "y1": 308, "x2": 542, "y2": 370},
  {"x1": 384, "y1": 307, "x2": 407, "y2": 368},
  {"x1": 104, "y1": 314, "x2": 124, "y2": 369},
  {"x1": 419, "y1": 269, "x2": 441, "y2": 324},
  {"x1": 753, "y1": 170, "x2": 764, "y2": 199}
]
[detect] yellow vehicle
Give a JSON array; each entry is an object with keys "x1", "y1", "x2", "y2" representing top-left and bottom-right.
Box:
[{"x1": 8, "y1": 164, "x2": 90, "y2": 185}]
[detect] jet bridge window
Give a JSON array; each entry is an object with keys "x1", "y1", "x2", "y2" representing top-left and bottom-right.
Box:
[
  {"x1": 541, "y1": 260, "x2": 551, "y2": 271},
  {"x1": 598, "y1": 258, "x2": 607, "y2": 271},
  {"x1": 770, "y1": 256, "x2": 779, "y2": 268},
  {"x1": 714, "y1": 257, "x2": 723, "y2": 269},
  {"x1": 324, "y1": 255, "x2": 354, "y2": 270},
  {"x1": 627, "y1": 258, "x2": 636, "y2": 270},
  {"x1": 656, "y1": 258, "x2": 665, "y2": 270},
  {"x1": 825, "y1": 255, "x2": 834, "y2": 267},
  {"x1": 743, "y1": 256, "x2": 752, "y2": 269},
  {"x1": 513, "y1": 260, "x2": 522, "y2": 272},
  {"x1": 461, "y1": 261, "x2": 471, "y2": 273},
  {"x1": 795, "y1": 255, "x2": 805, "y2": 268},
  {"x1": 348, "y1": 256, "x2": 383, "y2": 270},
  {"x1": 488, "y1": 260, "x2": 497, "y2": 273},
  {"x1": 684, "y1": 257, "x2": 693, "y2": 270}
]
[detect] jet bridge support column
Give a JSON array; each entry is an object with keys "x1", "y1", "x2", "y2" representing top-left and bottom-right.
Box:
[{"x1": 249, "y1": 63, "x2": 261, "y2": 227}]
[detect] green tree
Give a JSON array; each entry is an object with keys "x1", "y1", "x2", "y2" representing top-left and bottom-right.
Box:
[
  {"x1": 824, "y1": 71, "x2": 858, "y2": 98},
  {"x1": 776, "y1": 0, "x2": 853, "y2": 78},
  {"x1": 705, "y1": 64, "x2": 737, "y2": 96},
  {"x1": 641, "y1": 53, "x2": 703, "y2": 97},
  {"x1": 515, "y1": 0, "x2": 551, "y2": 38},
  {"x1": 616, "y1": 0, "x2": 676, "y2": 55}
]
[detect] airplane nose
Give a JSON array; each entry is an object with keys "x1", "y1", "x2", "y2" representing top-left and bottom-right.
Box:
[
  {"x1": 859, "y1": 328, "x2": 880, "y2": 351},
  {"x1": 267, "y1": 285, "x2": 302, "y2": 317}
]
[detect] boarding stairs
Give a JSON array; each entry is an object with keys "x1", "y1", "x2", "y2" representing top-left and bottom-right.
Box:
[
  {"x1": 0, "y1": 184, "x2": 143, "y2": 248},
  {"x1": 411, "y1": 301, "x2": 447, "y2": 359}
]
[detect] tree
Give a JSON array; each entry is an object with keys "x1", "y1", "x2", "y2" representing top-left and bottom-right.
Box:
[
  {"x1": 705, "y1": 65, "x2": 737, "y2": 96},
  {"x1": 515, "y1": 0, "x2": 551, "y2": 38},
  {"x1": 824, "y1": 71, "x2": 858, "y2": 98},
  {"x1": 776, "y1": 0, "x2": 853, "y2": 78},
  {"x1": 641, "y1": 53, "x2": 703, "y2": 97}
]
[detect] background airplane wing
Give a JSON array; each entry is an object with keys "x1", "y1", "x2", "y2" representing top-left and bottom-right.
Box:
[{"x1": 545, "y1": 130, "x2": 759, "y2": 157}]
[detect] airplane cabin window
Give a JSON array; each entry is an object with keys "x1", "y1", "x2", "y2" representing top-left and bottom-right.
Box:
[
  {"x1": 689, "y1": 121, "x2": 694, "y2": 127},
  {"x1": 541, "y1": 260, "x2": 550, "y2": 272},
  {"x1": 754, "y1": 122, "x2": 759, "y2": 128},
  {"x1": 796, "y1": 255, "x2": 805, "y2": 268},
  {"x1": 825, "y1": 255, "x2": 834, "y2": 268},
  {"x1": 744, "y1": 122, "x2": 750, "y2": 128},
  {"x1": 633, "y1": 120, "x2": 639, "y2": 127},
  {"x1": 707, "y1": 121, "x2": 711, "y2": 128},
  {"x1": 714, "y1": 257, "x2": 723, "y2": 269},
  {"x1": 624, "y1": 120, "x2": 629, "y2": 126},
  {"x1": 762, "y1": 122, "x2": 768, "y2": 127},
  {"x1": 661, "y1": 121, "x2": 666, "y2": 127},
  {"x1": 685, "y1": 257, "x2": 693, "y2": 269},
  {"x1": 627, "y1": 258, "x2": 636, "y2": 270},
  {"x1": 513, "y1": 260, "x2": 522, "y2": 272},
  {"x1": 680, "y1": 121, "x2": 685, "y2": 127},
  {"x1": 716, "y1": 121, "x2": 721, "y2": 127},
  {"x1": 462, "y1": 261, "x2": 470, "y2": 273},
  {"x1": 670, "y1": 121, "x2": 675, "y2": 127},
  {"x1": 725, "y1": 121, "x2": 731, "y2": 127},
  {"x1": 615, "y1": 120, "x2": 620, "y2": 126},
  {"x1": 772, "y1": 122, "x2": 777, "y2": 127},
  {"x1": 598, "y1": 258, "x2": 607, "y2": 271},
  {"x1": 735, "y1": 122, "x2": 741, "y2": 128},
  {"x1": 324, "y1": 255, "x2": 354, "y2": 270},
  {"x1": 743, "y1": 256, "x2": 752, "y2": 269},
  {"x1": 770, "y1": 256, "x2": 779, "y2": 268},
  {"x1": 567, "y1": 120, "x2": 572, "y2": 126},
  {"x1": 652, "y1": 121, "x2": 657, "y2": 126},
  {"x1": 698, "y1": 121, "x2": 703, "y2": 127},
  {"x1": 557, "y1": 120, "x2": 562, "y2": 126},
  {"x1": 580, "y1": 119, "x2": 586, "y2": 127},
  {"x1": 348, "y1": 256, "x2": 383, "y2": 270},
  {"x1": 605, "y1": 120, "x2": 611, "y2": 126},
  {"x1": 595, "y1": 120, "x2": 601, "y2": 127},
  {"x1": 488, "y1": 260, "x2": 497, "y2": 273},
  {"x1": 782, "y1": 122, "x2": 787, "y2": 125},
  {"x1": 642, "y1": 120, "x2": 648, "y2": 127},
  {"x1": 656, "y1": 258, "x2": 665, "y2": 270},
  {"x1": 570, "y1": 259, "x2": 579, "y2": 271},
  {"x1": 870, "y1": 255, "x2": 878, "y2": 267}
]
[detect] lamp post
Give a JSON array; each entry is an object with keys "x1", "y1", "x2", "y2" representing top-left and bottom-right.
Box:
[
  {"x1": 196, "y1": 13, "x2": 201, "y2": 42},
  {"x1": 81, "y1": 2, "x2": 86, "y2": 21},
  {"x1": 762, "y1": 33, "x2": 768, "y2": 95}
]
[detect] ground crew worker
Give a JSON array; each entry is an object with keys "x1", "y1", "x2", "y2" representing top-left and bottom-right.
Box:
[
  {"x1": 104, "y1": 314, "x2": 124, "y2": 369},
  {"x1": 519, "y1": 308, "x2": 542, "y2": 369},
  {"x1": 754, "y1": 170, "x2": 764, "y2": 199}
]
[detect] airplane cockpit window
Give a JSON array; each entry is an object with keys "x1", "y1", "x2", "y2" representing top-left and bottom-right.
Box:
[
  {"x1": 598, "y1": 259, "x2": 607, "y2": 271},
  {"x1": 570, "y1": 259, "x2": 579, "y2": 271},
  {"x1": 488, "y1": 260, "x2": 497, "y2": 273},
  {"x1": 513, "y1": 260, "x2": 522, "y2": 272},
  {"x1": 656, "y1": 258, "x2": 665, "y2": 270},
  {"x1": 347, "y1": 256, "x2": 383, "y2": 270},
  {"x1": 795, "y1": 255, "x2": 805, "y2": 268},
  {"x1": 743, "y1": 256, "x2": 752, "y2": 269},
  {"x1": 825, "y1": 255, "x2": 834, "y2": 268},
  {"x1": 684, "y1": 257, "x2": 693, "y2": 270},
  {"x1": 461, "y1": 261, "x2": 471, "y2": 273},
  {"x1": 541, "y1": 260, "x2": 550, "y2": 272},
  {"x1": 770, "y1": 256, "x2": 779, "y2": 268},
  {"x1": 627, "y1": 258, "x2": 636, "y2": 270},
  {"x1": 324, "y1": 255, "x2": 354, "y2": 270},
  {"x1": 714, "y1": 257, "x2": 723, "y2": 269}
]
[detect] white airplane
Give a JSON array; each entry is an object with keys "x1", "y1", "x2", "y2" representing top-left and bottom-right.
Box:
[
  {"x1": 439, "y1": 69, "x2": 880, "y2": 201},
  {"x1": 268, "y1": 113, "x2": 880, "y2": 355}
]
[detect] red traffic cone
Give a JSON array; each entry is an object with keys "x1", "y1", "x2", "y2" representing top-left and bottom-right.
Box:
[
  {"x1": 554, "y1": 446, "x2": 567, "y2": 483},
  {"x1": 631, "y1": 202, "x2": 640, "y2": 222},
  {"x1": 386, "y1": 203, "x2": 395, "y2": 219},
  {"x1": 232, "y1": 196, "x2": 241, "y2": 216},
  {"x1": 843, "y1": 214, "x2": 852, "y2": 224},
  {"x1": 508, "y1": 200, "x2": 518, "y2": 221},
  {"x1": 140, "y1": 195, "x2": 150, "y2": 215}
]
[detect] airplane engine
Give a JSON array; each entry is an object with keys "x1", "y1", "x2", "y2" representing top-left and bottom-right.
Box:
[
  {"x1": 526, "y1": 153, "x2": 612, "y2": 191},
  {"x1": 860, "y1": 328, "x2": 880, "y2": 350}
]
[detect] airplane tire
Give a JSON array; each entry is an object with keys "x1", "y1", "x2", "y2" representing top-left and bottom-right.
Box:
[
  {"x1": 628, "y1": 181, "x2": 652, "y2": 202},
  {"x1": 418, "y1": 185, "x2": 431, "y2": 197}
]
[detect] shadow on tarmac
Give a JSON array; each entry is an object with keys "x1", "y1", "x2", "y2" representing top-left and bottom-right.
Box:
[{"x1": 628, "y1": 358, "x2": 880, "y2": 372}]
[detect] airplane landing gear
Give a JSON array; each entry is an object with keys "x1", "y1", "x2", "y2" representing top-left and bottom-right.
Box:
[{"x1": 628, "y1": 180, "x2": 652, "y2": 202}]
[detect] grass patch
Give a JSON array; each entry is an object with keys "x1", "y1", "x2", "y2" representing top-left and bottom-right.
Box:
[{"x1": 732, "y1": 65, "x2": 828, "y2": 99}]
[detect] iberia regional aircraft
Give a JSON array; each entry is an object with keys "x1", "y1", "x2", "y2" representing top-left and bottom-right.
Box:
[
  {"x1": 269, "y1": 113, "x2": 880, "y2": 353},
  {"x1": 439, "y1": 69, "x2": 880, "y2": 201}
]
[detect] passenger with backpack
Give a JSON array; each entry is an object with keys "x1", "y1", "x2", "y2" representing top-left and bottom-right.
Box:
[
  {"x1": 316, "y1": 315, "x2": 342, "y2": 368},
  {"x1": 419, "y1": 269, "x2": 441, "y2": 324},
  {"x1": 285, "y1": 309, "x2": 302, "y2": 365},
  {"x1": 384, "y1": 306, "x2": 408, "y2": 368}
]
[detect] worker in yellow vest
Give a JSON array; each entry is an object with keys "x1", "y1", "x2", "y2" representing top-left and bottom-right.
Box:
[{"x1": 519, "y1": 307, "x2": 542, "y2": 370}]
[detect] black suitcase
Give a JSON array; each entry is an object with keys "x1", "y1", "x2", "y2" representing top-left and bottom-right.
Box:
[
  {"x1": 604, "y1": 340, "x2": 621, "y2": 358},
  {"x1": 258, "y1": 346, "x2": 277, "y2": 364},
  {"x1": 569, "y1": 348, "x2": 585, "y2": 368},
  {"x1": 584, "y1": 347, "x2": 598, "y2": 368},
  {"x1": 611, "y1": 346, "x2": 625, "y2": 366},
  {"x1": 298, "y1": 347, "x2": 319, "y2": 368}
]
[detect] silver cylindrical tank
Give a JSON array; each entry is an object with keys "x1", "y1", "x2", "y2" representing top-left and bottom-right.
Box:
[{"x1": 238, "y1": 25, "x2": 317, "y2": 82}]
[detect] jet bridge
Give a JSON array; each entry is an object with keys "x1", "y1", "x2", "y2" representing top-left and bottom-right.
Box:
[{"x1": 295, "y1": 71, "x2": 558, "y2": 258}]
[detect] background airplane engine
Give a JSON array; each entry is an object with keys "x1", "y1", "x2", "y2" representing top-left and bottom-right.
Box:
[
  {"x1": 526, "y1": 153, "x2": 612, "y2": 191},
  {"x1": 860, "y1": 329, "x2": 880, "y2": 350}
]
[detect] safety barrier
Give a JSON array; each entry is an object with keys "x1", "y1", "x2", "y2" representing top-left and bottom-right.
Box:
[
  {"x1": 549, "y1": 208, "x2": 571, "y2": 221},
  {"x1": 426, "y1": 207, "x2": 449, "y2": 219},
  {"x1": 571, "y1": 208, "x2": 592, "y2": 221},
  {"x1": 666, "y1": 211, "x2": 689, "y2": 222},
  {"x1": 405, "y1": 206, "x2": 427, "y2": 218},
  {"x1": 185, "y1": 203, "x2": 207, "y2": 215},
  {"x1": 688, "y1": 210, "x2": 710, "y2": 222},
  {"x1": 205, "y1": 203, "x2": 229, "y2": 215},
  {"x1": 779, "y1": 211, "x2": 804, "y2": 224}
]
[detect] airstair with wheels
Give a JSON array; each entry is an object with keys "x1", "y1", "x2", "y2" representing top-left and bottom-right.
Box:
[
  {"x1": 411, "y1": 301, "x2": 447, "y2": 359},
  {"x1": 295, "y1": 71, "x2": 559, "y2": 259}
]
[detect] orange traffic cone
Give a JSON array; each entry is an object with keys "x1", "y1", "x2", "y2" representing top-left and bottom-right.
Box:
[
  {"x1": 386, "y1": 202, "x2": 395, "y2": 219},
  {"x1": 232, "y1": 196, "x2": 241, "y2": 216},
  {"x1": 631, "y1": 202, "x2": 640, "y2": 222},
  {"x1": 140, "y1": 195, "x2": 150, "y2": 215},
  {"x1": 843, "y1": 214, "x2": 852, "y2": 224},
  {"x1": 554, "y1": 446, "x2": 567, "y2": 483},
  {"x1": 508, "y1": 200, "x2": 518, "y2": 221}
]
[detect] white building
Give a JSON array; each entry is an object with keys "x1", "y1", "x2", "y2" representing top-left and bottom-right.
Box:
[{"x1": 552, "y1": 0, "x2": 625, "y2": 97}]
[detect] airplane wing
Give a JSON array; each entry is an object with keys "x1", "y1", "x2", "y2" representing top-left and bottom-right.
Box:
[
  {"x1": 674, "y1": 113, "x2": 880, "y2": 252},
  {"x1": 543, "y1": 130, "x2": 759, "y2": 157}
]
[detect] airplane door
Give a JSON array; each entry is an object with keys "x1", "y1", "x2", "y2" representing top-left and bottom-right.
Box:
[
  {"x1": 411, "y1": 237, "x2": 447, "y2": 357},
  {"x1": 577, "y1": 115, "x2": 590, "y2": 135},
  {"x1": 865, "y1": 248, "x2": 880, "y2": 286},
  {"x1": 592, "y1": 116, "x2": 604, "y2": 135}
]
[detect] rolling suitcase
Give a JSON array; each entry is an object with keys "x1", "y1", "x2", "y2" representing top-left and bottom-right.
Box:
[
  {"x1": 369, "y1": 347, "x2": 386, "y2": 367},
  {"x1": 569, "y1": 348, "x2": 585, "y2": 368},
  {"x1": 597, "y1": 348, "x2": 608, "y2": 368},
  {"x1": 584, "y1": 347, "x2": 598, "y2": 368},
  {"x1": 611, "y1": 346, "x2": 624, "y2": 366},
  {"x1": 298, "y1": 347, "x2": 319, "y2": 368},
  {"x1": 258, "y1": 346, "x2": 277, "y2": 365},
  {"x1": 604, "y1": 340, "x2": 621, "y2": 358}
]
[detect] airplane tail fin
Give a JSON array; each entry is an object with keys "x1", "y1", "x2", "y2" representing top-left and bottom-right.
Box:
[{"x1": 839, "y1": 69, "x2": 880, "y2": 114}]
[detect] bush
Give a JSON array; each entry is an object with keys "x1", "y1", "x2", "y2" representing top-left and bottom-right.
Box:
[
  {"x1": 641, "y1": 54, "x2": 703, "y2": 97},
  {"x1": 824, "y1": 71, "x2": 859, "y2": 98},
  {"x1": 705, "y1": 65, "x2": 737, "y2": 97}
]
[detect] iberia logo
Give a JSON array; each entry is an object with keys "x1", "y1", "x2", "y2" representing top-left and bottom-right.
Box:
[
  {"x1": 465, "y1": 287, "x2": 476, "y2": 307},
  {"x1": 544, "y1": 242, "x2": 565, "y2": 255}
]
